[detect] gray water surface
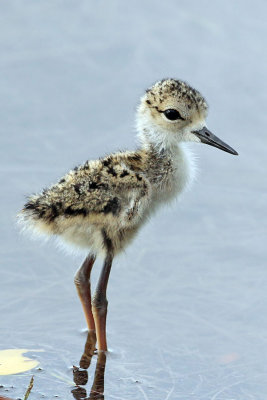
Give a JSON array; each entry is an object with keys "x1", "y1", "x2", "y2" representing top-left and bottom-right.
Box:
[{"x1": 0, "y1": 1, "x2": 267, "y2": 399}]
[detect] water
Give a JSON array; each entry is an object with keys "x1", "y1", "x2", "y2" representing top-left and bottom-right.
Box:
[{"x1": 0, "y1": 1, "x2": 266, "y2": 399}]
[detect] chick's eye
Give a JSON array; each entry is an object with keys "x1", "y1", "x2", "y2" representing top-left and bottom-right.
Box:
[{"x1": 163, "y1": 109, "x2": 183, "y2": 121}]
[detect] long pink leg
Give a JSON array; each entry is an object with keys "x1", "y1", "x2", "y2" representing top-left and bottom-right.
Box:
[
  {"x1": 92, "y1": 252, "x2": 113, "y2": 351},
  {"x1": 74, "y1": 253, "x2": 96, "y2": 331}
]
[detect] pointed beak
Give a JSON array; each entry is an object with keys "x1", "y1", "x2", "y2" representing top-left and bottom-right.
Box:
[{"x1": 192, "y1": 127, "x2": 238, "y2": 155}]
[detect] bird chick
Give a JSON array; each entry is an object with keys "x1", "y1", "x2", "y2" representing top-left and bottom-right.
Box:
[{"x1": 18, "y1": 78, "x2": 238, "y2": 351}]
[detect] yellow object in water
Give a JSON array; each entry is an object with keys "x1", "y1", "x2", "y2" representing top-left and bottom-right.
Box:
[{"x1": 0, "y1": 349, "x2": 39, "y2": 375}]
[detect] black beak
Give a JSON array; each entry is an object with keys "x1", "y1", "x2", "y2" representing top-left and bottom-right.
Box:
[{"x1": 192, "y1": 127, "x2": 238, "y2": 155}]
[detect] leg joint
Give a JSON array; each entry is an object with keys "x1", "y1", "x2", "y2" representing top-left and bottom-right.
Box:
[
  {"x1": 74, "y1": 272, "x2": 91, "y2": 287},
  {"x1": 92, "y1": 291, "x2": 108, "y2": 310},
  {"x1": 74, "y1": 254, "x2": 95, "y2": 286}
]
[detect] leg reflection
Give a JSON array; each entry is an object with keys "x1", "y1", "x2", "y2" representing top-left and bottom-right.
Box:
[
  {"x1": 89, "y1": 351, "x2": 106, "y2": 399},
  {"x1": 72, "y1": 331, "x2": 106, "y2": 399},
  {"x1": 73, "y1": 330, "x2": 96, "y2": 386}
]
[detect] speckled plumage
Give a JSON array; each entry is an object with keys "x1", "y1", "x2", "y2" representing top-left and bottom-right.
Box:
[
  {"x1": 20, "y1": 144, "x2": 191, "y2": 255},
  {"x1": 19, "y1": 79, "x2": 208, "y2": 256},
  {"x1": 18, "y1": 78, "x2": 237, "y2": 351},
  {"x1": 145, "y1": 79, "x2": 208, "y2": 111},
  {"x1": 21, "y1": 150, "x2": 148, "y2": 253}
]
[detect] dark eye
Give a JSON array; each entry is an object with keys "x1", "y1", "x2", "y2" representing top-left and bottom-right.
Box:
[{"x1": 163, "y1": 109, "x2": 183, "y2": 121}]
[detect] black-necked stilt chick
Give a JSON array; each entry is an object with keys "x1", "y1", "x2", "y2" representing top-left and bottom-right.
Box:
[{"x1": 19, "y1": 79, "x2": 238, "y2": 351}]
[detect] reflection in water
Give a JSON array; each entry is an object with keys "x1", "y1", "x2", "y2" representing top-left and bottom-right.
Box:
[
  {"x1": 72, "y1": 331, "x2": 106, "y2": 399},
  {"x1": 89, "y1": 352, "x2": 106, "y2": 399}
]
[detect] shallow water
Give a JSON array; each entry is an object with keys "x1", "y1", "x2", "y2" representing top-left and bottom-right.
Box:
[{"x1": 0, "y1": 1, "x2": 267, "y2": 399}]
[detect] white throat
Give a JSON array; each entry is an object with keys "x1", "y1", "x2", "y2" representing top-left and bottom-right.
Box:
[
  {"x1": 136, "y1": 126, "x2": 198, "y2": 208},
  {"x1": 137, "y1": 118, "x2": 180, "y2": 153},
  {"x1": 136, "y1": 112, "x2": 204, "y2": 155}
]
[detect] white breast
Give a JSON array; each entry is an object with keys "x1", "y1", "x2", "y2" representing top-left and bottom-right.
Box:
[{"x1": 151, "y1": 143, "x2": 196, "y2": 208}]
